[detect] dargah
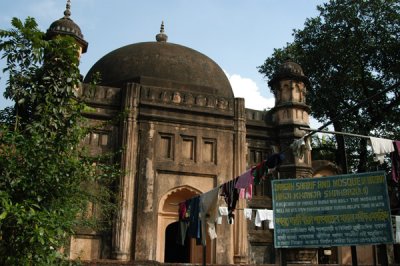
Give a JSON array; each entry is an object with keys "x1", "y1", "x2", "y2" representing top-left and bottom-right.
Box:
[{"x1": 43, "y1": 1, "x2": 399, "y2": 265}]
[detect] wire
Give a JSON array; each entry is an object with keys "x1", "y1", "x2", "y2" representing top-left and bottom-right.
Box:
[{"x1": 300, "y1": 127, "x2": 372, "y2": 139}]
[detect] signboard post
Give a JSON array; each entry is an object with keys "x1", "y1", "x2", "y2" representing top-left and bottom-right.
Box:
[{"x1": 272, "y1": 171, "x2": 394, "y2": 248}]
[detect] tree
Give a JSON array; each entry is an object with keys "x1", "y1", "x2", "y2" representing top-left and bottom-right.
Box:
[
  {"x1": 259, "y1": 0, "x2": 400, "y2": 172},
  {"x1": 0, "y1": 18, "x2": 117, "y2": 265}
]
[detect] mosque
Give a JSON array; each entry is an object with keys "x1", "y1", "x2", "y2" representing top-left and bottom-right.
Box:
[{"x1": 44, "y1": 1, "x2": 388, "y2": 265}]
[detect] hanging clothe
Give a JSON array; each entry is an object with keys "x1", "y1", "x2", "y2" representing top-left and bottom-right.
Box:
[
  {"x1": 235, "y1": 168, "x2": 254, "y2": 200},
  {"x1": 187, "y1": 196, "x2": 201, "y2": 244},
  {"x1": 290, "y1": 137, "x2": 312, "y2": 159},
  {"x1": 218, "y1": 206, "x2": 229, "y2": 216},
  {"x1": 369, "y1": 137, "x2": 395, "y2": 164},
  {"x1": 244, "y1": 208, "x2": 252, "y2": 220},
  {"x1": 265, "y1": 209, "x2": 273, "y2": 221},
  {"x1": 266, "y1": 153, "x2": 285, "y2": 169},
  {"x1": 255, "y1": 209, "x2": 269, "y2": 227},
  {"x1": 391, "y1": 141, "x2": 400, "y2": 183},
  {"x1": 268, "y1": 220, "x2": 274, "y2": 229},
  {"x1": 220, "y1": 179, "x2": 239, "y2": 224},
  {"x1": 199, "y1": 187, "x2": 220, "y2": 244},
  {"x1": 179, "y1": 201, "x2": 187, "y2": 219},
  {"x1": 252, "y1": 160, "x2": 267, "y2": 185},
  {"x1": 255, "y1": 209, "x2": 274, "y2": 227},
  {"x1": 253, "y1": 153, "x2": 285, "y2": 185},
  {"x1": 217, "y1": 206, "x2": 228, "y2": 224},
  {"x1": 177, "y1": 201, "x2": 190, "y2": 245}
]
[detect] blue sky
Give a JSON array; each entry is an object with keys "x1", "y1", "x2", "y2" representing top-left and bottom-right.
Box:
[{"x1": 0, "y1": 0, "x2": 326, "y2": 111}]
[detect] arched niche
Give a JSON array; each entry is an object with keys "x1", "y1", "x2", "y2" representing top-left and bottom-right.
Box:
[{"x1": 156, "y1": 186, "x2": 201, "y2": 262}]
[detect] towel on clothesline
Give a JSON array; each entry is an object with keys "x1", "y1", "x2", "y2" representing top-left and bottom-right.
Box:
[
  {"x1": 255, "y1": 209, "x2": 269, "y2": 227},
  {"x1": 200, "y1": 187, "x2": 220, "y2": 242},
  {"x1": 244, "y1": 208, "x2": 252, "y2": 220},
  {"x1": 369, "y1": 137, "x2": 395, "y2": 164},
  {"x1": 217, "y1": 206, "x2": 228, "y2": 224},
  {"x1": 268, "y1": 220, "x2": 274, "y2": 229}
]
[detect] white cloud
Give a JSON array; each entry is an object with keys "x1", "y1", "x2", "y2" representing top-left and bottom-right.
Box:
[{"x1": 225, "y1": 71, "x2": 275, "y2": 110}]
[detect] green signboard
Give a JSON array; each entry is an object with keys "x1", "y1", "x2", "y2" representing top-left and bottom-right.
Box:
[{"x1": 272, "y1": 171, "x2": 394, "y2": 248}]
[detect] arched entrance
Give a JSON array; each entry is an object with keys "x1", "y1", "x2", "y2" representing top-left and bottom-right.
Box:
[
  {"x1": 157, "y1": 186, "x2": 214, "y2": 263},
  {"x1": 164, "y1": 221, "x2": 190, "y2": 263}
]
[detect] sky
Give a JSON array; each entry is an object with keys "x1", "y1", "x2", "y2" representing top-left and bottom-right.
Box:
[{"x1": 0, "y1": 0, "x2": 327, "y2": 112}]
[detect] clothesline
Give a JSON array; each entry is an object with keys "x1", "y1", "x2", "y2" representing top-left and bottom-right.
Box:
[{"x1": 300, "y1": 126, "x2": 372, "y2": 139}]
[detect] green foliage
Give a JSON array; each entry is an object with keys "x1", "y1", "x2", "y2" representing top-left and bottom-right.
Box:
[
  {"x1": 311, "y1": 134, "x2": 337, "y2": 162},
  {"x1": 259, "y1": 0, "x2": 400, "y2": 172},
  {"x1": 0, "y1": 17, "x2": 117, "y2": 265}
]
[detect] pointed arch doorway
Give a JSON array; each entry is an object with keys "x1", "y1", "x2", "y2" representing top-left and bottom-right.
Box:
[
  {"x1": 157, "y1": 186, "x2": 214, "y2": 263},
  {"x1": 164, "y1": 221, "x2": 190, "y2": 262}
]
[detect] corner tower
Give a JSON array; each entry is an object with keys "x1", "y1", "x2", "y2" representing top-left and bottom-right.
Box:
[
  {"x1": 269, "y1": 59, "x2": 312, "y2": 179},
  {"x1": 46, "y1": 0, "x2": 88, "y2": 56}
]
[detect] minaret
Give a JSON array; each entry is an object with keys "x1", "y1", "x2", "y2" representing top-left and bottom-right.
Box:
[
  {"x1": 269, "y1": 59, "x2": 312, "y2": 179},
  {"x1": 46, "y1": 0, "x2": 88, "y2": 55}
]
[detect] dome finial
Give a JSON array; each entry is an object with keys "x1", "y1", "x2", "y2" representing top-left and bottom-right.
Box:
[
  {"x1": 160, "y1": 21, "x2": 165, "y2": 33},
  {"x1": 64, "y1": 0, "x2": 71, "y2": 18},
  {"x1": 156, "y1": 21, "x2": 168, "y2": 42}
]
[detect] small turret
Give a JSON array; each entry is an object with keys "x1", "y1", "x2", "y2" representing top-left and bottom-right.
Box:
[
  {"x1": 269, "y1": 58, "x2": 312, "y2": 179},
  {"x1": 269, "y1": 58, "x2": 310, "y2": 126},
  {"x1": 46, "y1": 0, "x2": 88, "y2": 54}
]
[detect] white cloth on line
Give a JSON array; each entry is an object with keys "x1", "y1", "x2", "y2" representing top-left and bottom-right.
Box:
[
  {"x1": 244, "y1": 208, "x2": 252, "y2": 220},
  {"x1": 268, "y1": 220, "x2": 274, "y2": 229},
  {"x1": 217, "y1": 206, "x2": 228, "y2": 225},
  {"x1": 219, "y1": 206, "x2": 229, "y2": 216},
  {"x1": 290, "y1": 137, "x2": 312, "y2": 159},
  {"x1": 369, "y1": 137, "x2": 394, "y2": 164},
  {"x1": 255, "y1": 209, "x2": 269, "y2": 227},
  {"x1": 265, "y1": 209, "x2": 273, "y2": 221}
]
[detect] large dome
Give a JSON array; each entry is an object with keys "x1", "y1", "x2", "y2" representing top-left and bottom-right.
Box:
[{"x1": 84, "y1": 42, "x2": 234, "y2": 98}]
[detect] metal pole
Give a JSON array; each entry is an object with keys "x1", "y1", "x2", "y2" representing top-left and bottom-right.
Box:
[
  {"x1": 378, "y1": 244, "x2": 388, "y2": 266},
  {"x1": 203, "y1": 244, "x2": 206, "y2": 266},
  {"x1": 280, "y1": 248, "x2": 287, "y2": 266},
  {"x1": 336, "y1": 134, "x2": 358, "y2": 266},
  {"x1": 351, "y1": 246, "x2": 358, "y2": 266}
]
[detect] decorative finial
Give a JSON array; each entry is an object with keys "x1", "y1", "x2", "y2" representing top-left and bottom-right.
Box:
[
  {"x1": 64, "y1": 0, "x2": 71, "y2": 18},
  {"x1": 160, "y1": 21, "x2": 165, "y2": 33},
  {"x1": 156, "y1": 21, "x2": 168, "y2": 42}
]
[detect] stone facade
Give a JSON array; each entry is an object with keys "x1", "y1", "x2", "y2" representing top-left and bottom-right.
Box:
[
  {"x1": 46, "y1": 4, "x2": 388, "y2": 265},
  {"x1": 69, "y1": 50, "x2": 315, "y2": 265}
]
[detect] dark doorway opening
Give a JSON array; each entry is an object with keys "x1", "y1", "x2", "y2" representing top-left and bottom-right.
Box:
[{"x1": 164, "y1": 222, "x2": 190, "y2": 263}]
